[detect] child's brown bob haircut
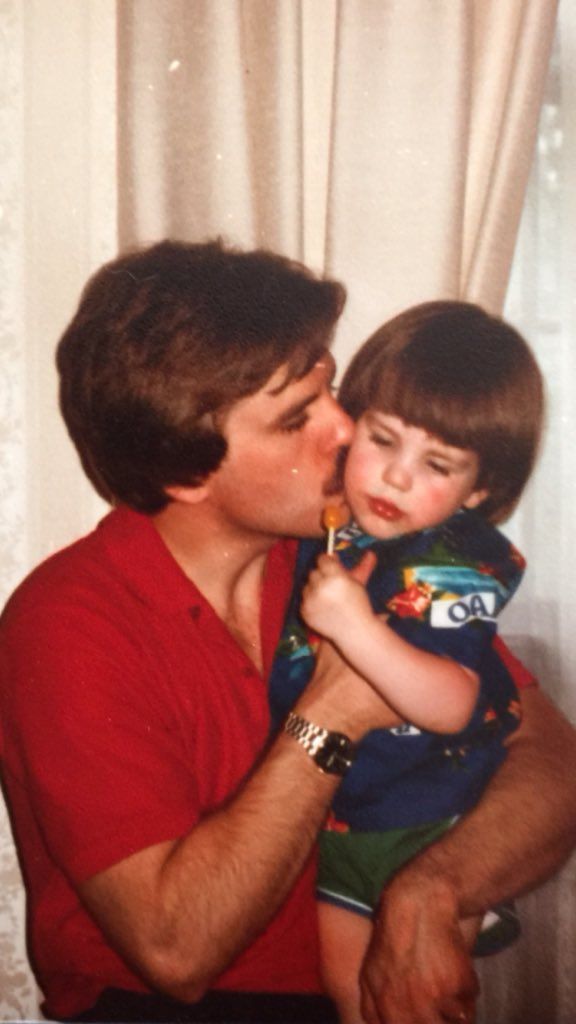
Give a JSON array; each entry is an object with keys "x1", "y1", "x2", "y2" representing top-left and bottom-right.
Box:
[{"x1": 338, "y1": 301, "x2": 544, "y2": 523}]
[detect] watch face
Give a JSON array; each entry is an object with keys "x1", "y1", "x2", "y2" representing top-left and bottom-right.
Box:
[{"x1": 314, "y1": 733, "x2": 355, "y2": 775}]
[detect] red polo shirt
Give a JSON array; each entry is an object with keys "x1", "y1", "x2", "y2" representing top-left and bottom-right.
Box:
[{"x1": 0, "y1": 507, "x2": 320, "y2": 1018}]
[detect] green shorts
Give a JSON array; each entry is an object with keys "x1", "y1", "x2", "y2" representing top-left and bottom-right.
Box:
[{"x1": 317, "y1": 818, "x2": 453, "y2": 917}]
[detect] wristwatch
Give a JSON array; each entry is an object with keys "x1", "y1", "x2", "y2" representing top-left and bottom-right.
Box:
[{"x1": 284, "y1": 711, "x2": 356, "y2": 776}]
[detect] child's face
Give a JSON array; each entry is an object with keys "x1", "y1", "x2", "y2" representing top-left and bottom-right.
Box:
[{"x1": 344, "y1": 411, "x2": 488, "y2": 540}]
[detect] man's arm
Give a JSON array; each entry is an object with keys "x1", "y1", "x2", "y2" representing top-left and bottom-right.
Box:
[
  {"x1": 80, "y1": 642, "x2": 401, "y2": 1003},
  {"x1": 80, "y1": 727, "x2": 338, "y2": 1002},
  {"x1": 360, "y1": 686, "x2": 576, "y2": 1024}
]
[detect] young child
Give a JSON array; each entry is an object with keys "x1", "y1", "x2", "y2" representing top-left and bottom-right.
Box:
[{"x1": 269, "y1": 300, "x2": 544, "y2": 1024}]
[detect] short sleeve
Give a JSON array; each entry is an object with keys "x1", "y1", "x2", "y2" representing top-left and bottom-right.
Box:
[
  {"x1": 1, "y1": 593, "x2": 200, "y2": 884},
  {"x1": 383, "y1": 514, "x2": 526, "y2": 673}
]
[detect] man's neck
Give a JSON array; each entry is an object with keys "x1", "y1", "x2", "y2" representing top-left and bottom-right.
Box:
[{"x1": 152, "y1": 502, "x2": 277, "y2": 672}]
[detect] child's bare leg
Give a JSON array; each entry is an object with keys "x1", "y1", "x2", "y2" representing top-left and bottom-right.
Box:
[{"x1": 319, "y1": 901, "x2": 373, "y2": 1024}]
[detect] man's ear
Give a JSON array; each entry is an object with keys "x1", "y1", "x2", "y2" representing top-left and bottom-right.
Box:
[
  {"x1": 164, "y1": 482, "x2": 210, "y2": 505},
  {"x1": 463, "y1": 487, "x2": 489, "y2": 511}
]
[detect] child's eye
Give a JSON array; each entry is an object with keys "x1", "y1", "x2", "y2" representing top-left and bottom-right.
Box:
[
  {"x1": 370, "y1": 432, "x2": 392, "y2": 448},
  {"x1": 429, "y1": 461, "x2": 451, "y2": 476}
]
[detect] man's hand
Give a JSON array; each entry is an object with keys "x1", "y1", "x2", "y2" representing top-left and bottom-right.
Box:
[
  {"x1": 296, "y1": 632, "x2": 403, "y2": 740},
  {"x1": 361, "y1": 873, "x2": 479, "y2": 1024},
  {"x1": 301, "y1": 553, "x2": 375, "y2": 640},
  {"x1": 359, "y1": 683, "x2": 576, "y2": 1023}
]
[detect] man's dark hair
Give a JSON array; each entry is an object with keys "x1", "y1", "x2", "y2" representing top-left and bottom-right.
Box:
[
  {"x1": 338, "y1": 300, "x2": 544, "y2": 523},
  {"x1": 57, "y1": 239, "x2": 345, "y2": 512}
]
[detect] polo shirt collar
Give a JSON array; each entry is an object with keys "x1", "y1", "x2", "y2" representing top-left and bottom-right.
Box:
[
  {"x1": 95, "y1": 505, "x2": 210, "y2": 614},
  {"x1": 95, "y1": 505, "x2": 293, "y2": 622}
]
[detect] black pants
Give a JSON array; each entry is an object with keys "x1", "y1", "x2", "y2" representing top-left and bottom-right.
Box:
[{"x1": 64, "y1": 987, "x2": 338, "y2": 1023}]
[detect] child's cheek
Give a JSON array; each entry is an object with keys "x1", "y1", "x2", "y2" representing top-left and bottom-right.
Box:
[
  {"x1": 345, "y1": 448, "x2": 378, "y2": 491},
  {"x1": 425, "y1": 479, "x2": 461, "y2": 516}
]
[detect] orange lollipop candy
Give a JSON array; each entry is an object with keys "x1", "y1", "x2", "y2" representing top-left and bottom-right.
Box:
[{"x1": 322, "y1": 504, "x2": 349, "y2": 555}]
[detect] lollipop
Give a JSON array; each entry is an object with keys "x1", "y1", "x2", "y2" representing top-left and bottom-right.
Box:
[{"x1": 322, "y1": 504, "x2": 349, "y2": 555}]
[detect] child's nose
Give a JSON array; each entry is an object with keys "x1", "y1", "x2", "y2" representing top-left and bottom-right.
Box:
[{"x1": 383, "y1": 458, "x2": 411, "y2": 491}]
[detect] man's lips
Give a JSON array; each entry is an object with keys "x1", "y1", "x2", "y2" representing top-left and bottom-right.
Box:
[{"x1": 367, "y1": 496, "x2": 403, "y2": 521}]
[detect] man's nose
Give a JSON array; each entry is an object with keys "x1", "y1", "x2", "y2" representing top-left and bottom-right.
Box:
[{"x1": 327, "y1": 396, "x2": 354, "y2": 448}]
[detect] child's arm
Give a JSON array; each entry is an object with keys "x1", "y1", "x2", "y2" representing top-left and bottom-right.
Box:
[{"x1": 301, "y1": 554, "x2": 479, "y2": 734}]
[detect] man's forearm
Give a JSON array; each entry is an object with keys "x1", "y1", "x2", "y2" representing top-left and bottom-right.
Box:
[
  {"x1": 80, "y1": 644, "x2": 399, "y2": 1002},
  {"x1": 81, "y1": 730, "x2": 338, "y2": 1001}
]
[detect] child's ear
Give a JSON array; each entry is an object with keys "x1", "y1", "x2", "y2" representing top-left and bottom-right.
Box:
[{"x1": 463, "y1": 487, "x2": 489, "y2": 511}]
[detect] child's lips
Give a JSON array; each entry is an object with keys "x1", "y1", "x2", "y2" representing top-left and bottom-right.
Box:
[{"x1": 367, "y1": 496, "x2": 403, "y2": 521}]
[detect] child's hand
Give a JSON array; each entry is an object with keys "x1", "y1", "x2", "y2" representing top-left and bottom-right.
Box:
[{"x1": 301, "y1": 551, "x2": 376, "y2": 641}]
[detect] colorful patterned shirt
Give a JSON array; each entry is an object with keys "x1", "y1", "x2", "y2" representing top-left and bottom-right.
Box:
[{"x1": 269, "y1": 509, "x2": 524, "y2": 831}]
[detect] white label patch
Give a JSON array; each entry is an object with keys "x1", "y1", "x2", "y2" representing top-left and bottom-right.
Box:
[{"x1": 430, "y1": 591, "x2": 496, "y2": 628}]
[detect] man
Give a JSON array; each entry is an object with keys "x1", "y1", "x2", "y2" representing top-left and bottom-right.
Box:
[{"x1": 1, "y1": 240, "x2": 575, "y2": 1024}]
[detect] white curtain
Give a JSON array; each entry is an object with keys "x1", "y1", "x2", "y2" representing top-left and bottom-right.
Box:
[
  {"x1": 117, "y1": 0, "x2": 557, "y2": 365},
  {"x1": 475, "y1": 12, "x2": 576, "y2": 1021},
  {"x1": 0, "y1": 2, "x2": 116, "y2": 1018},
  {"x1": 1, "y1": 1, "x2": 572, "y2": 1020}
]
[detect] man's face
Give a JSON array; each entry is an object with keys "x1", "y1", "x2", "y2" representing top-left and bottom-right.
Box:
[{"x1": 205, "y1": 353, "x2": 353, "y2": 540}]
